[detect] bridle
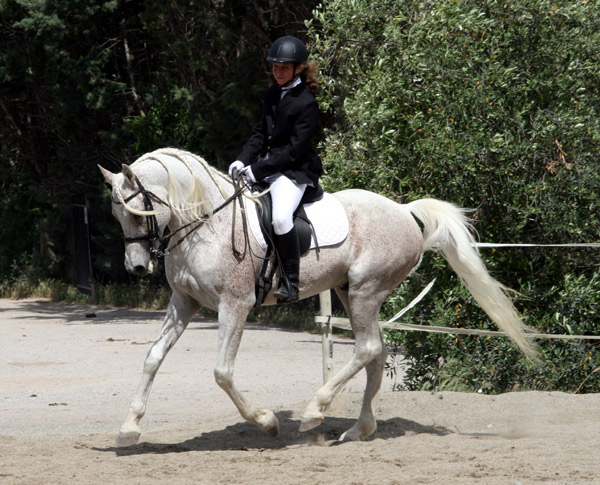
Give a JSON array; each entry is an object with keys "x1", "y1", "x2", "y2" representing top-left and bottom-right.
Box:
[
  {"x1": 113, "y1": 175, "x2": 167, "y2": 256},
  {"x1": 113, "y1": 174, "x2": 250, "y2": 258}
]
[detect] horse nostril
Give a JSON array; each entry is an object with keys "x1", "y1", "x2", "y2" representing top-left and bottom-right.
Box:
[{"x1": 133, "y1": 265, "x2": 147, "y2": 276}]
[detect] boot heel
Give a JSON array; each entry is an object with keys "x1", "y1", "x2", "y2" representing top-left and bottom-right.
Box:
[
  {"x1": 274, "y1": 276, "x2": 298, "y2": 304},
  {"x1": 273, "y1": 281, "x2": 289, "y2": 299}
]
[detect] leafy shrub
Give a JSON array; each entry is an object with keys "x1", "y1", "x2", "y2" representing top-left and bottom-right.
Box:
[{"x1": 309, "y1": 0, "x2": 600, "y2": 392}]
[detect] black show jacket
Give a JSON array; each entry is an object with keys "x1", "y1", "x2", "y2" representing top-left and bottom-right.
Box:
[{"x1": 236, "y1": 82, "x2": 323, "y2": 187}]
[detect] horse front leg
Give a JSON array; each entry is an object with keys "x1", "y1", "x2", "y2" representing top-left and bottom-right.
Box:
[
  {"x1": 116, "y1": 292, "x2": 200, "y2": 446},
  {"x1": 213, "y1": 303, "x2": 279, "y2": 436}
]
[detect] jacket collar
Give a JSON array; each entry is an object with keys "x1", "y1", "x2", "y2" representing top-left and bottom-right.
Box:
[{"x1": 280, "y1": 76, "x2": 302, "y2": 92}]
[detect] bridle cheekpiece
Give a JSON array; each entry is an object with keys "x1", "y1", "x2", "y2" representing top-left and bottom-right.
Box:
[{"x1": 112, "y1": 175, "x2": 168, "y2": 257}]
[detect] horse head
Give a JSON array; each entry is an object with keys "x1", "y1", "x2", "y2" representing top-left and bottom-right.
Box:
[
  {"x1": 99, "y1": 149, "x2": 227, "y2": 276},
  {"x1": 99, "y1": 163, "x2": 171, "y2": 276}
]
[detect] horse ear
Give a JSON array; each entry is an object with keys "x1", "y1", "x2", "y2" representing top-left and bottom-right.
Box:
[
  {"x1": 121, "y1": 164, "x2": 137, "y2": 187},
  {"x1": 98, "y1": 165, "x2": 116, "y2": 186}
]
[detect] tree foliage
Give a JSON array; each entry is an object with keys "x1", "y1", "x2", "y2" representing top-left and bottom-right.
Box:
[
  {"x1": 0, "y1": 0, "x2": 318, "y2": 282},
  {"x1": 309, "y1": 0, "x2": 600, "y2": 392}
]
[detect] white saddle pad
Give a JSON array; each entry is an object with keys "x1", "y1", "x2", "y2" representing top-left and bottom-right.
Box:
[{"x1": 247, "y1": 192, "x2": 349, "y2": 251}]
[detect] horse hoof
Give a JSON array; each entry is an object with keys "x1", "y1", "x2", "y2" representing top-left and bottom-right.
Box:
[
  {"x1": 299, "y1": 414, "x2": 324, "y2": 432},
  {"x1": 116, "y1": 430, "x2": 141, "y2": 447},
  {"x1": 339, "y1": 421, "x2": 376, "y2": 442},
  {"x1": 266, "y1": 420, "x2": 279, "y2": 437},
  {"x1": 339, "y1": 429, "x2": 361, "y2": 442},
  {"x1": 257, "y1": 410, "x2": 279, "y2": 437}
]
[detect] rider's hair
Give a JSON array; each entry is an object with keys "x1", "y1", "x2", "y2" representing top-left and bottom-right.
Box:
[{"x1": 301, "y1": 60, "x2": 319, "y2": 93}]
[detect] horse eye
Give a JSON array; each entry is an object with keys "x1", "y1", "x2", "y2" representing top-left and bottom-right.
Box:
[{"x1": 133, "y1": 215, "x2": 143, "y2": 225}]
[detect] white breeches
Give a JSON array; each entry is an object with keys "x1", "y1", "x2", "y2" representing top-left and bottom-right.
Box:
[{"x1": 266, "y1": 173, "x2": 307, "y2": 235}]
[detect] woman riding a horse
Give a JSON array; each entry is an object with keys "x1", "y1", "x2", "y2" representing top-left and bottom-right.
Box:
[{"x1": 228, "y1": 35, "x2": 323, "y2": 304}]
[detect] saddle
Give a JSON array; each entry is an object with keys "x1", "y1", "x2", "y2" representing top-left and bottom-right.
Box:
[{"x1": 253, "y1": 183, "x2": 324, "y2": 310}]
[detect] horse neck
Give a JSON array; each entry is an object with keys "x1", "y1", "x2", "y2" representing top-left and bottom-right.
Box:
[
  {"x1": 186, "y1": 154, "x2": 234, "y2": 213},
  {"x1": 152, "y1": 150, "x2": 234, "y2": 229}
]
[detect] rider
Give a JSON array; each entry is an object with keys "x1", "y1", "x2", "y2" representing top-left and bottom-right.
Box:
[{"x1": 229, "y1": 35, "x2": 323, "y2": 304}]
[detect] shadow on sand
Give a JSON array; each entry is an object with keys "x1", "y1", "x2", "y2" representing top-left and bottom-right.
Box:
[{"x1": 93, "y1": 410, "x2": 451, "y2": 456}]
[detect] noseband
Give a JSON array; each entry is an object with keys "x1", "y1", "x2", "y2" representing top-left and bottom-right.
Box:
[{"x1": 113, "y1": 175, "x2": 168, "y2": 256}]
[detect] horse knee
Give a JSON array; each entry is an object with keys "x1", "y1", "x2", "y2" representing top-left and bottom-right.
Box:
[
  {"x1": 214, "y1": 367, "x2": 233, "y2": 390},
  {"x1": 142, "y1": 347, "x2": 164, "y2": 374}
]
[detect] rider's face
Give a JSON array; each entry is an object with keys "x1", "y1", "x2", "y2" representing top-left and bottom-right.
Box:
[{"x1": 272, "y1": 62, "x2": 296, "y2": 85}]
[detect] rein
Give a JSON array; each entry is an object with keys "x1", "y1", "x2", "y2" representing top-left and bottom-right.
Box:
[
  {"x1": 159, "y1": 178, "x2": 248, "y2": 257},
  {"x1": 114, "y1": 173, "x2": 250, "y2": 258}
]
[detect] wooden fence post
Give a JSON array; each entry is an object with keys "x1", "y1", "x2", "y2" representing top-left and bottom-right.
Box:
[{"x1": 319, "y1": 290, "x2": 333, "y2": 383}]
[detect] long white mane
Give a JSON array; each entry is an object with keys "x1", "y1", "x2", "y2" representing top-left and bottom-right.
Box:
[{"x1": 115, "y1": 148, "x2": 233, "y2": 225}]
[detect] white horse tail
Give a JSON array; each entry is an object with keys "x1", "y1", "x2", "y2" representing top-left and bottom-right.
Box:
[{"x1": 406, "y1": 198, "x2": 538, "y2": 359}]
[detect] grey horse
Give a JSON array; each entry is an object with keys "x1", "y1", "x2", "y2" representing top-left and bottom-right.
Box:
[{"x1": 99, "y1": 148, "x2": 536, "y2": 446}]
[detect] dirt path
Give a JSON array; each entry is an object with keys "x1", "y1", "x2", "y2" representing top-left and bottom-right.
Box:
[{"x1": 1, "y1": 298, "x2": 599, "y2": 484}]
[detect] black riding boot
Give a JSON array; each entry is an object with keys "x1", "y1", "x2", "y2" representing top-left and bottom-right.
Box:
[{"x1": 273, "y1": 228, "x2": 300, "y2": 304}]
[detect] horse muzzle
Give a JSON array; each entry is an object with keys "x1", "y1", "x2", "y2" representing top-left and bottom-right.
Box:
[{"x1": 124, "y1": 246, "x2": 154, "y2": 276}]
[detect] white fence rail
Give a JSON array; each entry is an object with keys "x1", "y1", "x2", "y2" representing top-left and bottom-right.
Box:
[{"x1": 315, "y1": 240, "x2": 600, "y2": 383}]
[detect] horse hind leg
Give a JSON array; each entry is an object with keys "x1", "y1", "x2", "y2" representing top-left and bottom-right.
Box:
[
  {"x1": 300, "y1": 287, "x2": 387, "y2": 441},
  {"x1": 339, "y1": 332, "x2": 388, "y2": 442},
  {"x1": 116, "y1": 293, "x2": 199, "y2": 447}
]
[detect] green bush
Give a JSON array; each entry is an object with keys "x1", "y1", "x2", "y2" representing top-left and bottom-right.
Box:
[{"x1": 309, "y1": 0, "x2": 600, "y2": 392}]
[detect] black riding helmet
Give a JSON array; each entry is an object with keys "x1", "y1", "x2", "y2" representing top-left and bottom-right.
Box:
[{"x1": 266, "y1": 35, "x2": 308, "y2": 64}]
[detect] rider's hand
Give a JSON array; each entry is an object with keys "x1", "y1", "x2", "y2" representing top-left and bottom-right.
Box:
[
  {"x1": 228, "y1": 160, "x2": 244, "y2": 180},
  {"x1": 240, "y1": 166, "x2": 256, "y2": 184}
]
